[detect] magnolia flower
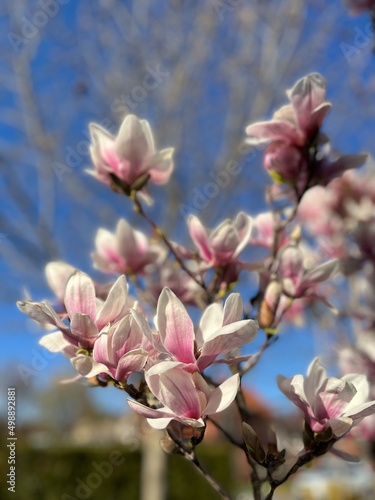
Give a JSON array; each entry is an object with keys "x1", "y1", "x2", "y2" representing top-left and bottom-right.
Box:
[
  {"x1": 277, "y1": 245, "x2": 339, "y2": 299},
  {"x1": 134, "y1": 287, "x2": 257, "y2": 372},
  {"x1": 246, "y1": 73, "x2": 331, "y2": 150},
  {"x1": 93, "y1": 311, "x2": 147, "y2": 382},
  {"x1": 278, "y1": 357, "x2": 375, "y2": 437},
  {"x1": 92, "y1": 218, "x2": 166, "y2": 275},
  {"x1": 249, "y1": 212, "x2": 288, "y2": 250},
  {"x1": 246, "y1": 74, "x2": 366, "y2": 191},
  {"x1": 188, "y1": 212, "x2": 252, "y2": 268},
  {"x1": 88, "y1": 114, "x2": 174, "y2": 194},
  {"x1": 128, "y1": 364, "x2": 240, "y2": 429},
  {"x1": 17, "y1": 272, "x2": 130, "y2": 349}
]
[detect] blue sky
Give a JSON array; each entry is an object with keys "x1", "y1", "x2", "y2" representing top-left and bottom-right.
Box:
[{"x1": 2, "y1": 1, "x2": 375, "y2": 420}]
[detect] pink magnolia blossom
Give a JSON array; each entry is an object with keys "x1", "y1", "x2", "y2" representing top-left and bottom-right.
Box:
[
  {"x1": 278, "y1": 357, "x2": 375, "y2": 437},
  {"x1": 134, "y1": 287, "x2": 258, "y2": 372},
  {"x1": 88, "y1": 114, "x2": 174, "y2": 194},
  {"x1": 188, "y1": 212, "x2": 252, "y2": 268},
  {"x1": 18, "y1": 272, "x2": 130, "y2": 349},
  {"x1": 93, "y1": 311, "x2": 147, "y2": 382},
  {"x1": 128, "y1": 364, "x2": 240, "y2": 429},
  {"x1": 249, "y1": 212, "x2": 288, "y2": 251},
  {"x1": 246, "y1": 73, "x2": 331, "y2": 149},
  {"x1": 92, "y1": 218, "x2": 166, "y2": 275},
  {"x1": 277, "y1": 245, "x2": 339, "y2": 299},
  {"x1": 246, "y1": 74, "x2": 366, "y2": 191}
]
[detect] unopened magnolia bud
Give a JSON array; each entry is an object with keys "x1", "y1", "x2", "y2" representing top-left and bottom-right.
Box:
[
  {"x1": 242, "y1": 422, "x2": 266, "y2": 464},
  {"x1": 258, "y1": 281, "x2": 282, "y2": 329},
  {"x1": 290, "y1": 225, "x2": 302, "y2": 244}
]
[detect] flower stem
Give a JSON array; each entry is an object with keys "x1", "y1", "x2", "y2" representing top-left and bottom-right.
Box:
[{"x1": 132, "y1": 193, "x2": 211, "y2": 299}]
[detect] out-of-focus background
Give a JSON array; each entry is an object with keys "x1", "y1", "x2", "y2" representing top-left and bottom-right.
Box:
[{"x1": 1, "y1": 1, "x2": 375, "y2": 498}]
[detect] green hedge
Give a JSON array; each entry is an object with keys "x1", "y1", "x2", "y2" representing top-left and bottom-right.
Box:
[{"x1": 0, "y1": 444, "x2": 243, "y2": 500}]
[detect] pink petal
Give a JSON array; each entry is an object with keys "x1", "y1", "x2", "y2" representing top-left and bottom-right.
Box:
[
  {"x1": 233, "y1": 212, "x2": 252, "y2": 257},
  {"x1": 71, "y1": 355, "x2": 109, "y2": 377},
  {"x1": 187, "y1": 215, "x2": 212, "y2": 262},
  {"x1": 92, "y1": 331, "x2": 110, "y2": 365},
  {"x1": 127, "y1": 399, "x2": 175, "y2": 424},
  {"x1": 39, "y1": 331, "x2": 71, "y2": 353},
  {"x1": 205, "y1": 374, "x2": 240, "y2": 414},
  {"x1": 96, "y1": 275, "x2": 128, "y2": 329},
  {"x1": 45, "y1": 261, "x2": 75, "y2": 302},
  {"x1": 304, "y1": 357, "x2": 328, "y2": 407},
  {"x1": 246, "y1": 120, "x2": 303, "y2": 146},
  {"x1": 196, "y1": 303, "x2": 223, "y2": 346},
  {"x1": 115, "y1": 115, "x2": 150, "y2": 176},
  {"x1": 222, "y1": 293, "x2": 243, "y2": 325},
  {"x1": 115, "y1": 349, "x2": 147, "y2": 381},
  {"x1": 145, "y1": 148, "x2": 174, "y2": 184},
  {"x1": 148, "y1": 367, "x2": 202, "y2": 419},
  {"x1": 156, "y1": 288, "x2": 195, "y2": 364},
  {"x1": 17, "y1": 300, "x2": 70, "y2": 334},
  {"x1": 64, "y1": 271, "x2": 97, "y2": 322},
  {"x1": 288, "y1": 73, "x2": 328, "y2": 133},
  {"x1": 197, "y1": 320, "x2": 257, "y2": 371},
  {"x1": 70, "y1": 313, "x2": 99, "y2": 346}
]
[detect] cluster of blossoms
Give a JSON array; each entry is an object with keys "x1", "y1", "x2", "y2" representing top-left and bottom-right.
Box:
[{"x1": 17, "y1": 74, "x2": 375, "y2": 498}]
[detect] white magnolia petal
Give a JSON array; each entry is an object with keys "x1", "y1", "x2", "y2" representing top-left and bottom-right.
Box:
[{"x1": 205, "y1": 374, "x2": 240, "y2": 415}]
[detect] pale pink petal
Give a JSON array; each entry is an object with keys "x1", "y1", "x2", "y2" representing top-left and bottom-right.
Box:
[
  {"x1": 39, "y1": 331, "x2": 71, "y2": 353},
  {"x1": 304, "y1": 357, "x2": 328, "y2": 407},
  {"x1": 145, "y1": 148, "x2": 174, "y2": 184},
  {"x1": 197, "y1": 320, "x2": 257, "y2": 371},
  {"x1": 187, "y1": 215, "x2": 212, "y2": 262},
  {"x1": 246, "y1": 120, "x2": 303, "y2": 146},
  {"x1": 115, "y1": 350, "x2": 147, "y2": 380},
  {"x1": 196, "y1": 303, "x2": 223, "y2": 347},
  {"x1": 17, "y1": 300, "x2": 70, "y2": 333},
  {"x1": 277, "y1": 374, "x2": 309, "y2": 412},
  {"x1": 64, "y1": 271, "x2": 97, "y2": 321},
  {"x1": 343, "y1": 374, "x2": 370, "y2": 407},
  {"x1": 127, "y1": 399, "x2": 175, "y2": 420},
  {"x1": 92, "y1": 331, "x2": 110, "y2": 365},
  {"x1": 45, "y1": 261, "x2": 76, "y2": 302},
  {"x1": 96, "y1": 275, "x2": 128, "y2": 329},
  {"x1": 328, "y1": 417, "x2": 353, "y2": 437},
  {"x1": 288, "y1": 73, "x2": 328, "y2": 133},
  {"x1": 222, "y1": 293, "x2": 243, "y2": 324},
  {"x1": 233, "y1": 212, "x2": 253, "y2": 257},
  {"x1": 115, "y1": 115, "x2": 149, "y2": 175},
  {"x1": 343, "y1": 401, "x2": 375, "y2": 421},
  {"x1": 70, "y1": 313, "x2": 99, "y2": 346},
  {"x1": 205, "y1": 374, "x2": 240, "y2": 414},
  {"x1": 302, "y1": 259, "x2": 339, "y2": 291},
  {"x1": 156, "y1": 288, "x2": 195, "y2": 364},
  {"x1": 71, "y1": 355, "x2": 109, "y2": 377}
]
